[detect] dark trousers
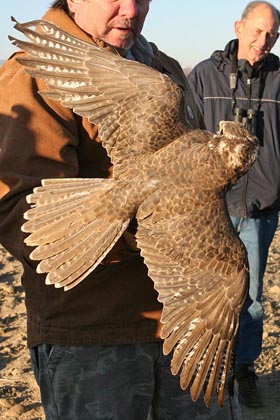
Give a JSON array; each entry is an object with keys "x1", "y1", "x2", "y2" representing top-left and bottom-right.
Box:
[{"x1": 30, "y1": 342, "x2": 242, "y2": 420}]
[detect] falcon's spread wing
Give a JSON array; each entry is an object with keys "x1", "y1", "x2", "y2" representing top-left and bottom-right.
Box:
[
  {"x1": 9, "y1": 18, "x2": 258, "y2": 408},
  {"x1": 9, "y1": 17, "x2": 186, "y2": 178},
  {"x1": 137, "y1": 184, "x2": 247, "y2": 407}
]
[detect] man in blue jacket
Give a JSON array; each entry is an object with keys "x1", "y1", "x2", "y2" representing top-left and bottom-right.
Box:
[{"x1": 187, "y1": 0, "x2": 280, "y2": 409}]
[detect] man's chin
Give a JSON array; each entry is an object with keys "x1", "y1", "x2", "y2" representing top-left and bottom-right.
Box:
[
  {"x1": 106, "y1": 34, "x2": 136, "y2": 52},
  {"x1": 250, "y1": 53, "x2": 266, "y2": 65},
  {"x1": 109, "y1": 42, "x2": 135, "y2": 56}
]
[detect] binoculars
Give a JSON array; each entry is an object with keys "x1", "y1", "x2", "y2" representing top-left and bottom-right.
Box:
[{"x1": 233, "y1": 107, "x2": 258, "y2": 136}]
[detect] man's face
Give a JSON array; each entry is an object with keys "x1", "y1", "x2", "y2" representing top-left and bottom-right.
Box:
[
  {"x1": 67, "y1": 0, "x2": 150, "y2": 52},
  {"x1": 235, "y1": 4, "x2": 279, "y2": 65}
]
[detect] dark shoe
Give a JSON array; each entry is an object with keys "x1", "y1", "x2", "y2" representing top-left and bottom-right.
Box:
[{"x1": 236, "y1": 365, "x2": 263, "y2": 408}]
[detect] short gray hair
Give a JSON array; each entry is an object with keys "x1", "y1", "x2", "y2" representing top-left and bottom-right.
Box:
[{"x1": 241, "y1": 1, "x2": 280, "y2": 28}]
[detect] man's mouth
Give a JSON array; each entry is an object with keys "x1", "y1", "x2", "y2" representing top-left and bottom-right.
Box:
[
  {"x1": 116, "y1": 27, "x2": 132, "y2": 32},
  {"x1": 252, "y1": 45, "x2": 267, "y2": 54},
  {"x1": 110, "y1": 19, "x2": 135, "y2": 35}
]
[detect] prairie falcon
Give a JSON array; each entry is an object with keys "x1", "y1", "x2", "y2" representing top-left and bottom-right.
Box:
[{"x1": 9, "y1": 18, "x2": 259, "y2": 407}]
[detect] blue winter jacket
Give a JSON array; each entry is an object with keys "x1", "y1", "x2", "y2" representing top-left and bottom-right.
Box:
[{"x1": 188, "y1": 39, "x2": 280, "y2": 218}]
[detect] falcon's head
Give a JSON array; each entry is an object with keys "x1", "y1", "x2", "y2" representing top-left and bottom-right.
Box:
[{"x1": 208, "y1": 120, "x2": 259, "y2": 182}]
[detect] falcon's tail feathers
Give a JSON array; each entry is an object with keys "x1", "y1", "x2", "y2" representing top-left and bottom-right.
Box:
[{"x1": 21, "y1": 178, "x2": 133, "y2": 290}]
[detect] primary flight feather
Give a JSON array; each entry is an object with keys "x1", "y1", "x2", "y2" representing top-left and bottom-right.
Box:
[{"x1": 9, "y1": 17, "x2": 259, "y2": 407}]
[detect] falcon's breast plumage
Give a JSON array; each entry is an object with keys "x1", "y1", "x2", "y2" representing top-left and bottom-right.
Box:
[{"x1": 9, "y1": 18, "x2": 259, "y2": 408}]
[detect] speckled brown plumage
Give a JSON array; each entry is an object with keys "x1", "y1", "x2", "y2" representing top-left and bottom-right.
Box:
[{"x1": 10, "y1": 18, "x2": 259, "y2": 407}]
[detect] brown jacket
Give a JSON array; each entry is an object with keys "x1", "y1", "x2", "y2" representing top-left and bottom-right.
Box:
[{"x1": 0, "y1": 9, "x2": 197, "y2": 347}]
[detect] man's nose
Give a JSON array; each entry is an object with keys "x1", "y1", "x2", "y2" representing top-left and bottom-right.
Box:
[
  {"x1": 258, "y1": 31, "x2": 270, "y2": 47},
  {"x1": 120, "y1": 0, "x2": 138, "y2": 18}
]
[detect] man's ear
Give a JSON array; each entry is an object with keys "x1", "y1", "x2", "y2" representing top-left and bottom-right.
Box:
[
  {"x1": 234, "y1": 20, "x2": 242, "y2": 38},
  {"x1": 67, "y1": 0, "x2": 81, "y2": 13}
]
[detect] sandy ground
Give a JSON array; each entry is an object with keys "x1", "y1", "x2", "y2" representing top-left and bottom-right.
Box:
[{"x1": 0, "y1": 226, "x2": 280, "y2": 420}]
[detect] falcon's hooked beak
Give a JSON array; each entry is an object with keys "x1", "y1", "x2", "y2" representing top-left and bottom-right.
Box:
[{"x1": 217, "y1": 120, "x2": 226, "y2": 135}]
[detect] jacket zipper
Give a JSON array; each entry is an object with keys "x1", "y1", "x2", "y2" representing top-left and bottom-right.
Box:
[
  {"x1": 241, "y1": 76, "x2": 252, "y2": 218},
  {"x1": 241, "y1": 174, "x2": 249, "y2": 217}
]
